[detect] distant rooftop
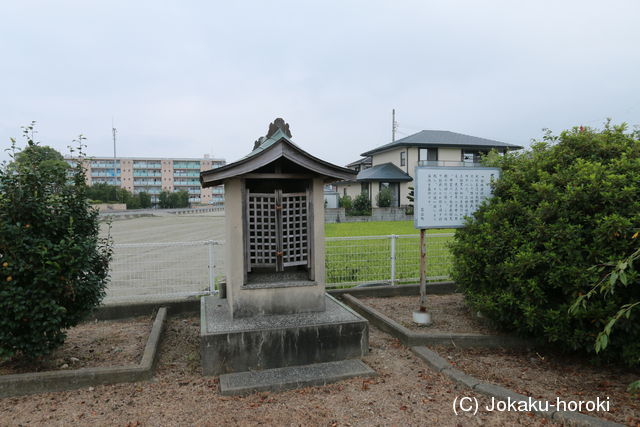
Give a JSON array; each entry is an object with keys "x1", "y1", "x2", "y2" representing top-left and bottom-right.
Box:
[
  {"x1": 356, "y1": 162, "x2": 412, "y2": 183},
  {"x1": 345, "y1": 156, "x2": 372, "y2": 168},
  {"x1": 361, "y1": 130, "x2": 523, "y2": 156},
  {"x1": 65, "y1": 155, "x2": 225, "y2": 161}
]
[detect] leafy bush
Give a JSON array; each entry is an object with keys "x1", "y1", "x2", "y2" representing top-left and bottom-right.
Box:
[
  {"x1": 338, "y1": 195, "x2": 353, "y2": 210},
  {"x1": 86, "y1": 184, "x2": 151, "y2": 209},
  {"x1": 350, "y1": 193, "x2": 372, "y2": 216},
  {"x1": 570, "y1": 242, "x2": 640, "y2": 390},
  {"x1": 376, "y1": 187, "x2": 392, "y2": 207},
  {"x1": 450, "y1": 123, "x2": 640, "y2": 366},
  {"x1": 158, "y1": 190, "x2": 190, "y2": 208},
  {"x1": 0, "y1": 125, "x2": 112, "y2": 360},
  {"x1": 406, "y1": 186, "x2": 415, "y2": 215}
]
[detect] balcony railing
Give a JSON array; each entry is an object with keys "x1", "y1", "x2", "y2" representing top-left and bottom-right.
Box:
[
  {"x1": 173, "y1": 162, "x2": 200, "y2": 169},
  {"x1": 133, "y1": 171, "x2": 162, "y2": 177},
  {"x1": 174, "y1": 181, "x2": 201, "y2": 186},
  {"x1": 133, "y1": 162, "x2": 161, "y2": 169},
  {"x1": 92, "y1": 171, "x2": 121, "y2": 177},
  {"x1": 92, "y1": 179, "x2": 121, "y2": 186},
  {"x1": 134, "y1": 187, "x2": 162, "y2": 194},
  {"x1": 173, "y1": 172, "x2": 199, "y2": 177},
  {"x1": 133, "y1": 181, "x2": 162, "y2": 186},
  {"x1": 90, "y1": 162, "x2": 120, "y2": 168},
  {"x1": 417, "y1": 160, "x2": 484, "y2": 167}
]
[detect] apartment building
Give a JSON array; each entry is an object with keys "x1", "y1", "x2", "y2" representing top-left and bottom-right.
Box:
[{"x1": 66, "y1": 155, "x2": 226, "y2": 205}]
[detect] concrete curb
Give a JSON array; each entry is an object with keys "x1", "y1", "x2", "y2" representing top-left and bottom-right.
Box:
[
  {"x1": 92, "y1": 298, "x2": 199, "y2": 321},
  {"x1": 328, "y1": 281, "x2": 456, "y2": 298},
  {"x1": 410, "y1": 346, "x2": 624, "y2": 427},
  {"x1": 0, "y1": 307, "x2": 167, "y2": 398},
  {"x1": 341, "y1": 294, "x2": 531, "y2": 348},
  {"x1": 91, "y1": 282, "x2": 453, "y2": 322},
  {"x1": 218, "y1": 359, "x2": 376, "y2": 396}
]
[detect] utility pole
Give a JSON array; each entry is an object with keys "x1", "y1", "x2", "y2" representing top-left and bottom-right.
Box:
[
  {"x1": 112, "y1": 118, "x2": 118, "y2": 192},
  {"x1": 392, "y1": 109, "x2": 398, "y2": 142}
]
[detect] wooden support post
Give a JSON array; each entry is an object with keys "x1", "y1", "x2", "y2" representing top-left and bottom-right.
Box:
[{"x1": 419, "y1": 228, "x2": 427, "y2": 312}]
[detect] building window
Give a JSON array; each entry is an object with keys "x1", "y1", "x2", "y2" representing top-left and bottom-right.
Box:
[
  {"x1": 400, "y1": 151, "x2": 406, "y2": 167},
  {"x1": 361, "y1": 182, "x2": 369, "y2": 198},
  {"x1": 419, "y1": 148, "x2": 438, "y2": 162},
  {"x1": 462, "y1": 150, "x2": 487, "y2": 163}
]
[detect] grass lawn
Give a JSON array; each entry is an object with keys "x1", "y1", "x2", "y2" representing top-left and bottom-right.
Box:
[
  {"x1": 325, "y1": 220, "x2": 454, "y2": 237},
  {"x1": 324, "y1": 221, "x2": 455, "y2": 287}
]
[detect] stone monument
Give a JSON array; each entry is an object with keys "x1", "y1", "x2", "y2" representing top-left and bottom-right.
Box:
[{"x1": 199, "y1": 118, "x2": 370, "y2": 378}]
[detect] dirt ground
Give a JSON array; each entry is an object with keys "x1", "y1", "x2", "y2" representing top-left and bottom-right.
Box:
[
  {"x1": 0, "y1": 315, "x2": 555, "y2": 426},
  {"x1": 361, "y1": 295, "x2": 640, "y2": 425},
  {"x1": 361, "y1": 294, "x2": 499, "y2": 334},
  {"x1": 436, "y1": 345, "x2": 640, "y2": 426},
  {"x1": 0, "y1": 316, "x2": 152, "y2": 375}
]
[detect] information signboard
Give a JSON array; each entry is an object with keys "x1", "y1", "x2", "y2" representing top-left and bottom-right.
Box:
[{"x1": 414, "y1": 166, "x2": 500, "y2": 229}]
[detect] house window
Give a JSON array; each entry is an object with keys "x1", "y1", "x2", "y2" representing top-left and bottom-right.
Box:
[
  {"x1": 400, "y1": 151, "x2": 406, "y2": 167},
  {"x1": 419, "y1": 148, "x2": 438, "y2": 162},
  {"x1": 361, "y1": 182, "x2": 369, "y2": 198},
  {"x1": 462, "y1": 150, "x2": 487, "y2": 163}
]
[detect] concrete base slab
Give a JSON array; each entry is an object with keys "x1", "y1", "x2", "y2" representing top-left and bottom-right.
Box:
[
  {"x1": 201, "y1": 294, "x2": 369, "y2": 375},
  {"x1": 219, "y1": 359, "x2": 375, "y2": 396}
]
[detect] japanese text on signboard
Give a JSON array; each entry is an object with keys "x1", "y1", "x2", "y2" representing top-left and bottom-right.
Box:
[{"x1": 414, "y1": 167, "x2": 500, "y2": 229}]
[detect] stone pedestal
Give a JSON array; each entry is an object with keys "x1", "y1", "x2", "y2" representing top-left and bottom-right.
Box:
[{"x1": 200, "y1": 294, "x2": 368, "y2": 376}]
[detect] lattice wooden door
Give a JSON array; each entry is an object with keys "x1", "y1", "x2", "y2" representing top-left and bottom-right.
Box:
[
  {"x1": 246, "y1": 192, "x2": 278, "y2": 271},
  {"x1": 246, "y1": 190, "x2": 309, "y2": 272},
  {"x1": 281, "y1": 192, "x2": 309, "y2": 268}
]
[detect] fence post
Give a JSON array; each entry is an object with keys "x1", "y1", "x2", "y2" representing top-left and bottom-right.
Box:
[
  {"x1": 208, "y1": 240, "x2": 215, "y2": 294},
  {"x1": 390, "y1": 234, "x2": 397, "y2": 285}
]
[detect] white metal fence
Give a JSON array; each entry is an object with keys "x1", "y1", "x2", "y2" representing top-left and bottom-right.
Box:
[
  {"x1": 104, "y1": 240, "x2": 221, "y2": 303},
  {"x1": 325, "y1": 233, "x2": 454, "y2": 287},
  {"x1": 104, "y1": 233, "x2": 454, "y2": 302}
]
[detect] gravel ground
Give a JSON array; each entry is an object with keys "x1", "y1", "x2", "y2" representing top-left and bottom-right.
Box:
[
  {"x1": 436, "y1": 345, "x2": 640, "y2": 426},
  {"x1": 360, "y1": 294, "x2": 499, "y2": 334},
  {"x1": 0, "y1": 315, "x2": 555, "y2": 426},
  {"x1": 0, "y1": 316, "x2": 151, "y2": 375},
  {"x1": 361, "y1": 295, "x2": 640, "y2": 425}
]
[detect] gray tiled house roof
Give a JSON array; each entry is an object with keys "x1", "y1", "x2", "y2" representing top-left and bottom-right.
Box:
[
  {"x1": 361, "y1": 130, "x2": 523, "y2": 156},
  {"x1": 356, "y1": 163, "x2": 413, "y2": 182}
]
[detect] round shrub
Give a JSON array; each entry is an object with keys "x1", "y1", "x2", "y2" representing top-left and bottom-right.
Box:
[
  {"x1": 376, "y1": 187, "x2": 392, "y2": 207},
  {"x1": 351, "y1": 193, "x2": 372, "y2": 216},
  {"x1": 0, "y1": 127, "x2": 112, "y2": 360},
  {"x1": 338, "y1": 195, "x2": 352, "y2": 211},
  {"x1": 450, "y1": 123, "x2": 640, "y2": 366}
]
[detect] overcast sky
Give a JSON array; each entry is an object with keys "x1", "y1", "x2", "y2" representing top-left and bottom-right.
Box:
[{"x1": 1, "y1": 1, "x2": 639, "y2": 165}]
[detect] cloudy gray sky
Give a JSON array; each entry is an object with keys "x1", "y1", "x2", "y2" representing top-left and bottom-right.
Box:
[{"x1": 1, "y1": 1, "x2": 639, "y2": 166}]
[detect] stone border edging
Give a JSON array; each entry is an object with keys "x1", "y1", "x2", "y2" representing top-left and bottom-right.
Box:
[
  {"x1": 0, "y1": 307, "x2": 167, "y2": 398},
  {"x1": 411, "y1": 347, "x2": 624, "y2": 427},
  {"x1": 93, "y1": 298, "x2": 199, "y2": 321},
  {"x1": 92, "y1": 283, "x2": 454, "y2": 322},
  {"x1": 341, "y1": 293, "x2": 530, "y2": 348},
  {"x1": 328, "y1": 281, "x2": 456, "y2": 297}
]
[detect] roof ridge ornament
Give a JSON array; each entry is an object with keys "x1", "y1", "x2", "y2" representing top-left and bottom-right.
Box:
[{"x1": 266, "y1": 118, "x2": 292, "y2": 139}]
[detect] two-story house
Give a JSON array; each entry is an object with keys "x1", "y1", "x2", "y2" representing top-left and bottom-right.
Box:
[{"x1": 336, "y1": 130, "x2": 522, "y2": 207}]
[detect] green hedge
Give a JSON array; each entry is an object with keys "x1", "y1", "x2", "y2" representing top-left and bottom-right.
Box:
[
  {"x1": 0, "y1": 128, "x2": 112, "y2": 360},
  {"x1": 450, "y1": 123, "x2": 640, "y2": 366}
]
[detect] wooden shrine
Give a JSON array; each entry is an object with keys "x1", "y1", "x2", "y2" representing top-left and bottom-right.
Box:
[{"x1": 200, "y1": 118, "x2": 356, "y2": 318}]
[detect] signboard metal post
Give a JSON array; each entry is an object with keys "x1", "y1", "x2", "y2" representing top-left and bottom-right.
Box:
[{"x1": 413, "y1": 165, "x2": 501, "y2": 325}]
